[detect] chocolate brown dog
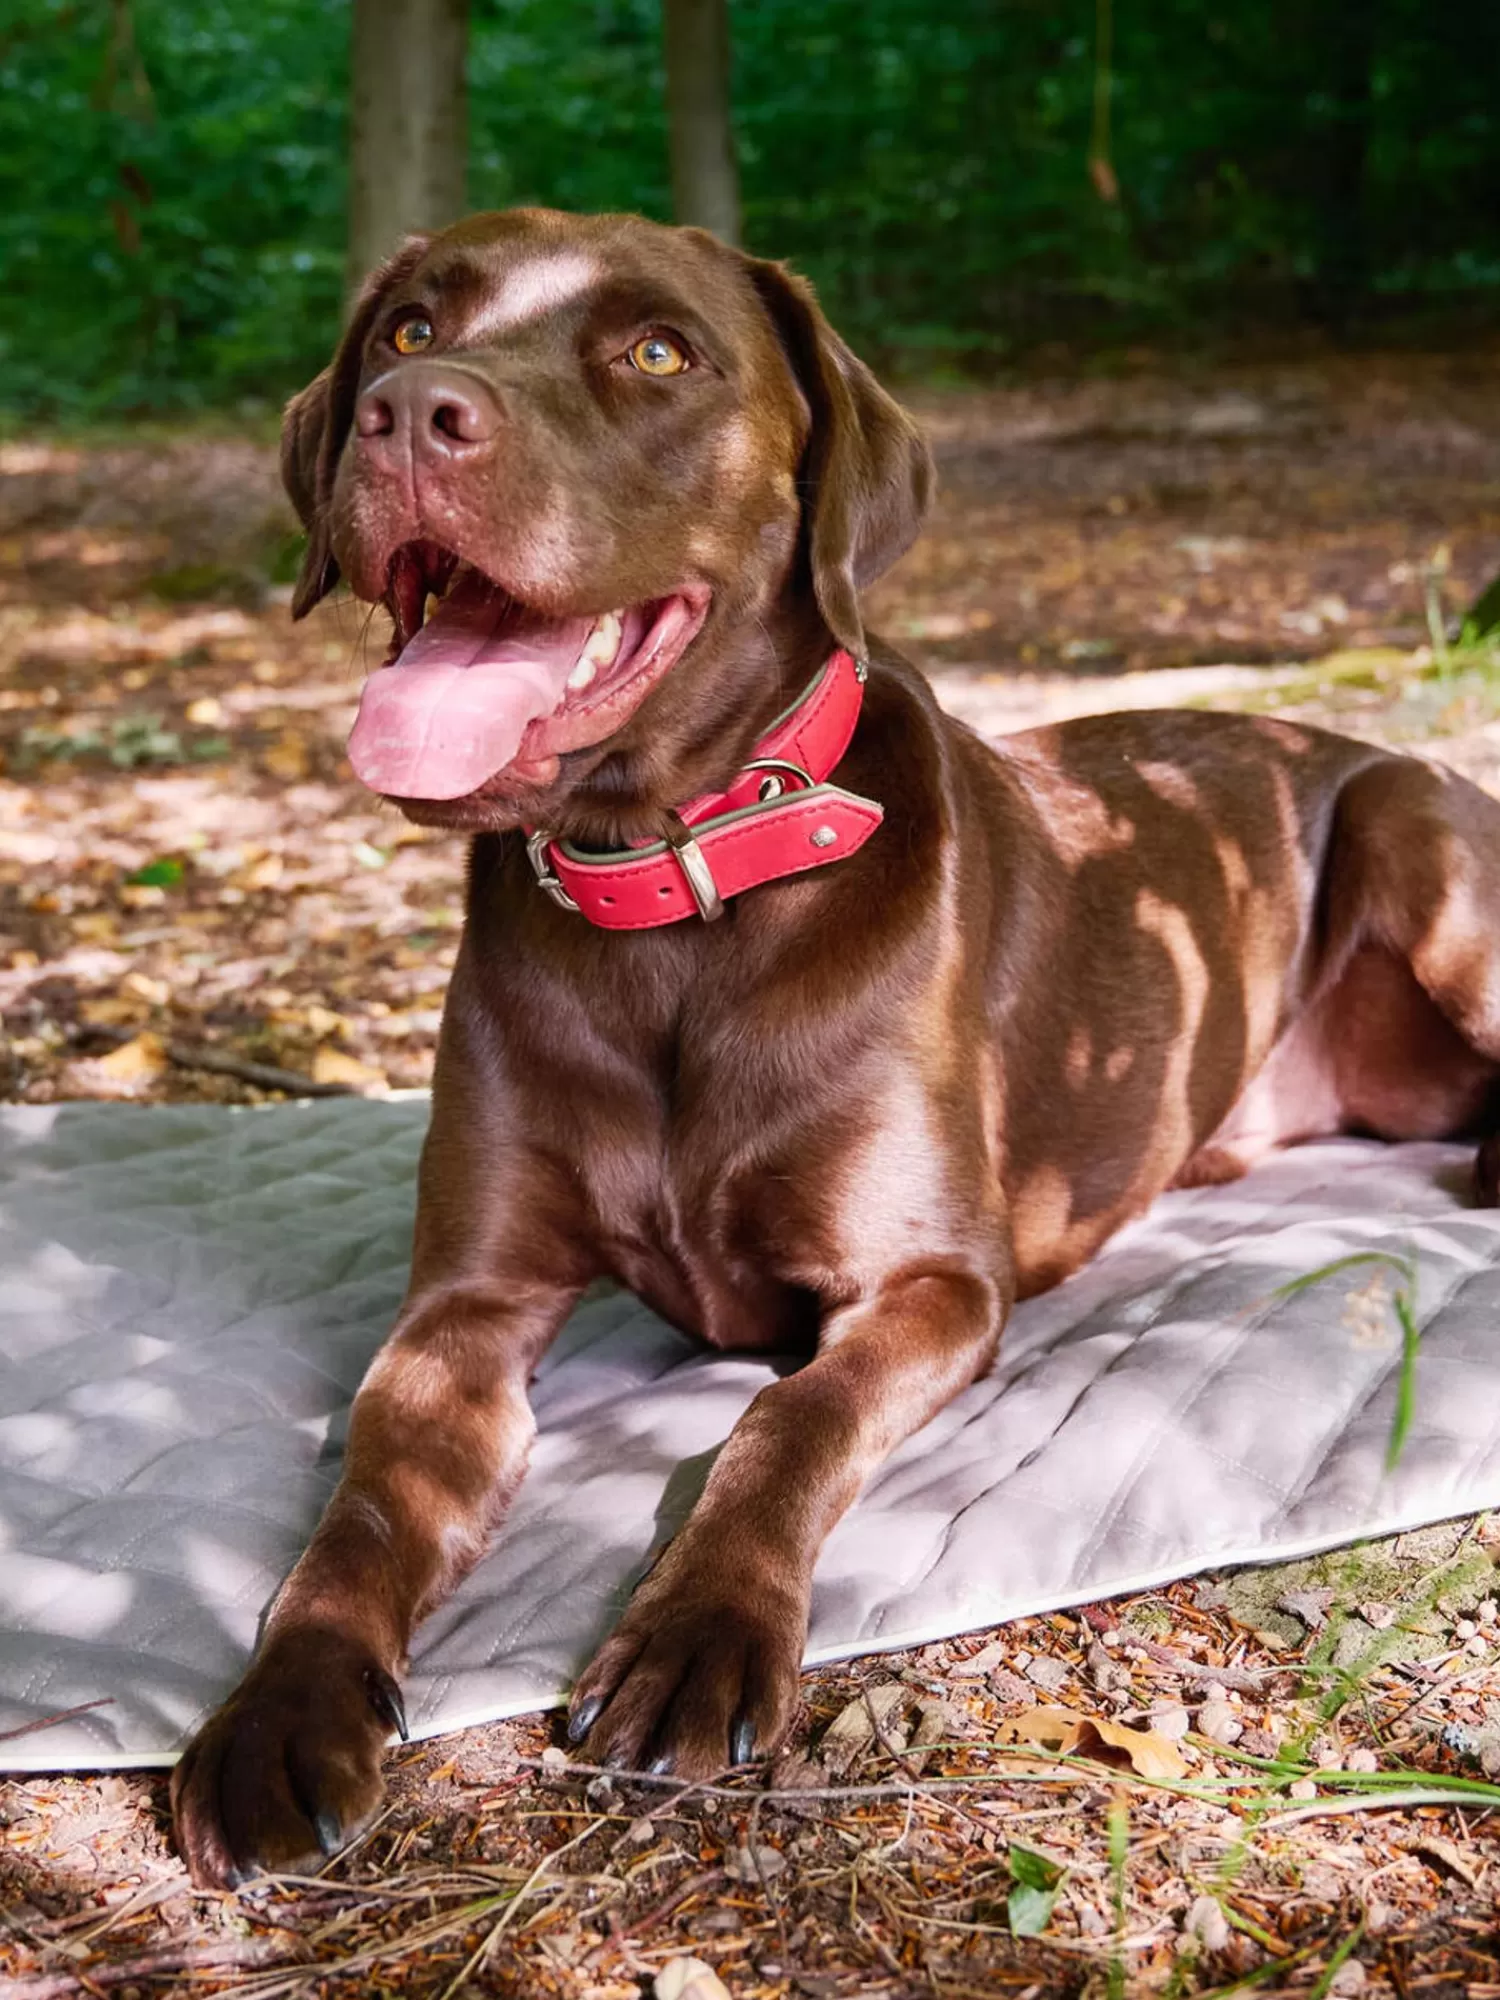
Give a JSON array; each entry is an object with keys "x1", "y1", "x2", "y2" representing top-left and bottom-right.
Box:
[{"x1": 172, "y1": 207, "x2": 1500, "y2": 1886}]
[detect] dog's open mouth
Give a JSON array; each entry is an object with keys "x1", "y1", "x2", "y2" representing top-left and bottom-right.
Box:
[{"x1": 348, "y1": 541, "x2": 709, "y2": 801}]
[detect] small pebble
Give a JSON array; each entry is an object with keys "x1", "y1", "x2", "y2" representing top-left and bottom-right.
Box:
[
  {"x1": 1329, "y1": 1958, "x2": 1367, "y2": 1994},
  {"x1": 1203, "y1": 1681, "x2": 1228, "y2": 1702},
  {"x1": 1478, "y1": 1598, "x2": 1497, "y2": 1625},
  {"x1": 1466, "y1": 1634, "x2": 1488, "y2": 1656},
  {"x1": 1481, "y1": 1743, "x2": 1500, "y2": 1778},
  {"x1": 1345, "y1": 1746, "x2": 1379, "y2": 1773},
  {"x1": 727, "y1": 1843, "x2": 787, "y2": 1882},
  {"x1": 1315, "y1": 1745, "x2": 1343, "y2": 1770},
  {"x1": 1197, "y1": 1699, "x2": 1242, "y2": 1745},
  {"x1": 655, "y1": 1959, "x2": 732, "y2": 2000},
  {"x1": 1455, "y1": 1618, "x2": 1478, "y2": 1640},
  {"x1": 1153, "y1": 1705, "x2": 1191, "y2": 1740},
  {"x1": 1289, "y1": 1777, "x2": 1318, "y2": 1800},
  {"x1": 540, "y1": 1745, "x2": 568, "y2": 1772},
  {"x1": 1102, "y1": 1628, "x2": 1120, "y2": 1647},
  {"x1": 628, "y1": 1816, "x2": 656, "y2": 1845},
  {"x1": 1184, "y1": 1893, "x2": 1231, "y2": 1952}
]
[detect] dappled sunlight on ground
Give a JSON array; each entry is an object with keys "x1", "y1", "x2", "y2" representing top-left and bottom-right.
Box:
[{"x1": 6, "y1": 358, "x2": 1500, "y2": 1995}]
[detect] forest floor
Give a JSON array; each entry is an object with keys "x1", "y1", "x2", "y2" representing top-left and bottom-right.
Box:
[{"x1": 4, "y1": 348, "x2": 1500, "y2": 1997}]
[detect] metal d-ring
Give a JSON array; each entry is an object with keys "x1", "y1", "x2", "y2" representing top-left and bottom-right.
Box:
[{"x1": 741, "y1": 756, "x2": 815, "y2": 803}]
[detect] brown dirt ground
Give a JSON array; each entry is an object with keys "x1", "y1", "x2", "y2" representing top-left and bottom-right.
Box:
[{"x1": 4, "y1": 351, "x2": 1500, "y2": 1997}]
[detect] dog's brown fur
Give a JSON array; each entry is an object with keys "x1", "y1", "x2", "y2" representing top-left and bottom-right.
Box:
[{"x1": 173, "y1": 208, "x2": 1500, "y2": 1887}]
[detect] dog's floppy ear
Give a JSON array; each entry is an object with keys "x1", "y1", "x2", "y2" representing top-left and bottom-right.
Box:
[
  {"x1": 742, "y1": 257, "x2": 934, "y2": 658},
  {"x1": 279, "y1": 235, "x2": 432, "y2": 620}
]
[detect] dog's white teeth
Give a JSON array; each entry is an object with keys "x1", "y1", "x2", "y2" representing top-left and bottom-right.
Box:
[
  {"x1": 568, "y1": 612, "x2": 622, "y2": 692},
  {"x1": 586, "y1": 611, "x2": 623, "y2": 667}
]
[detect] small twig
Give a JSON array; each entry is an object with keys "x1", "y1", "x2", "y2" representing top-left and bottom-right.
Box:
[
  {"x1": 1077, "y1": 1606, "x2": 1291, "y2": 1692},
  {"x1": 67, "y1": 1878, "x2": 193, "y2": 1951},
  {"x1": 435, "y1": 1813, "x2": 608, "y2": 2000},
  {"x1": 162, "y1": 1042, "x2": 362, "y2": 1096},
  {"x1": 746, "y1": 1791, "x2": 794, "y2": 1977},
  {"x1": 75, "y1": 1025, "x2": 362, "y2": 1096},
  {"x1": 3, "y1": 1937, "x2": 293, "y2": 2000},
  {"x1": 584, "y1": 1867, "x2": 725, "y2": 1962},
  {"x1": 1265, "y1": 1787, "x2": 1500, "y2": 1829},
  {"x1": 0, "y1": 1697, "x2": 115, "y2": 1744}
]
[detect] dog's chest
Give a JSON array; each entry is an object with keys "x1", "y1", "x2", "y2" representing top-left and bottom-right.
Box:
[{"x1": 575, "y1": 1044, "x2": 968, "y2": 1350}]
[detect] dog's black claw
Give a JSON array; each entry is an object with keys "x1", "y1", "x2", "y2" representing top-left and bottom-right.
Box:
[
  {"x1": 313, "y1": 1809, "x2": 343, "y2": 1857},
  {"x1": 731, "y1": 1717, "x2": 757, "y2": 1766},
  {"x1": 365, "y1": 1666, "x2": 409, "y2": 1743},
  {"x1": 568, "y1": 1697, "x2": 603, "y2": 1744}
]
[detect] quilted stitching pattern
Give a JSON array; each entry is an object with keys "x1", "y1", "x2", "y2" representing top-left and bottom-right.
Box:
[{"x1": 3, "y1": 1102, "x2": 1500, "y2": 1770}]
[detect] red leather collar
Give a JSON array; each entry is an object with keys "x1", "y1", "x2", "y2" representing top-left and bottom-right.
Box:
[{"x1": 525, "y1": 648, "x2": 883, "y2": 929}]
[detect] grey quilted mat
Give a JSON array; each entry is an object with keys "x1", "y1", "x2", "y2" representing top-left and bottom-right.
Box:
[{"x1": 4, "y1": 1099, "x2": 1500, "y2": 1771}]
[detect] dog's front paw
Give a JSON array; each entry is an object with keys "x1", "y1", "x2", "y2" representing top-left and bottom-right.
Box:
[
  {"x1": 567, "y1": 1544, "x2": 806, "y2": 1777},
  {"x1": 171, "y1": 1628, "x2": 406, "y2": 1888}
]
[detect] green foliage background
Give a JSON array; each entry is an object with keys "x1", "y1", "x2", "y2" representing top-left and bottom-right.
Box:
[{"x1": 4, "y1": 0, "x2": 1498, "y2": 417}]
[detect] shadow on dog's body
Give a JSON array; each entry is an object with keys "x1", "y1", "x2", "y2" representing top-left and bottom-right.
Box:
[{"x1": 173, "y1": 207, "x2": 1500, "y2": 1886}]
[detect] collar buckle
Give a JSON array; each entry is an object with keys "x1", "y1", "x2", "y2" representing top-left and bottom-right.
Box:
[{"x1": 525, "y1": 828, "x2": 580, "y2": 912}]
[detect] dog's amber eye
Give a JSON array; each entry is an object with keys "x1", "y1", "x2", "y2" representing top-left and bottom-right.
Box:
[
  {"x1": 392, "y1": 315, "x2": 435, "y2": 356},
  {"x1": 628, "y1": 333, "x2": 689, "y2": 377}
]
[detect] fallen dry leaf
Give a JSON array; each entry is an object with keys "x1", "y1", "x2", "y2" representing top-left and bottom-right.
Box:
[
  {"x1": 310, "y1": 1046, "x2": 386, "y2": 1089},
  {"x1": 93, "y1": 1031, "x2": 169, "y2": 1083},
  {"x1": 1409, "y1": 1835, "x2": 1482, "y2": 1887},
  {"x1": 819, "y1": 1681, "x2": 909, "y2": 1777},
  {"x1": 78, "y1": 996, "x2": 149, "y2": 1028},
  {"x1": 121, "y1": 970, "x2": 169, "y2": 1005},
  {"x1": 654, "y1": 1958, "x2": 732, "y2": 2000},
  {"x1": 261, "y1": 729, "x2": 310, "y2": 781},
  {"x1": 235, "y1": 852, "x2": 283, "y2": 890},
  {"x1": 997, "y1": 1704, "x2": 1189, "y2": 1780}
]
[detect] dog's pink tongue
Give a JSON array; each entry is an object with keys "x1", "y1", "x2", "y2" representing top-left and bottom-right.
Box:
[{"x1": 349, "y1": 572, "x2": 592, "y2": 798}]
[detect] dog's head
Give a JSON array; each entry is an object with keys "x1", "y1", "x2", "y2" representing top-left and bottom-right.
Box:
[{"x1": 283, "y1": 208, "x2": 932, "y2": 832}]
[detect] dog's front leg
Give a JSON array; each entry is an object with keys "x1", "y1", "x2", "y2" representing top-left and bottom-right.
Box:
[
  {"x1": 172, "y1": 1263, "x2": 583, "y2": 1887},
  {"x1": 568, "y1": 1263, "x2": 1005, "y2": 1776}
]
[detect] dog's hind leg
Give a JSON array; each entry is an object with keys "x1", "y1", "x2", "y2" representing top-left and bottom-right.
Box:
[{"x1": 1328, "y1": 756, "x2": 1500, "y2": 1204}]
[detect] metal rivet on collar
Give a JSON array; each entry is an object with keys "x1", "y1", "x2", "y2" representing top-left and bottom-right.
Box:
[{"x1": 810, "y1": 825, "x2": 837, "y2": 849}]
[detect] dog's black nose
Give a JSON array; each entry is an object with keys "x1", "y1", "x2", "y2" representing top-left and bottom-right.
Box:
[{"x1": 355, "y1": 368, "x2": 503, "y2": 458}]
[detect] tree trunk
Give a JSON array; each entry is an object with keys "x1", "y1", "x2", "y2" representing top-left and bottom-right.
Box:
[
  {"x1": 662, "y1": 0, "x2": 741, "y2": 246},
  {"x1": 1303, "y1": 0, "x2": 1377, "y2": 327},
  {"x1": 348, "y1": 0, "x2": 469, "y2": 292}
]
